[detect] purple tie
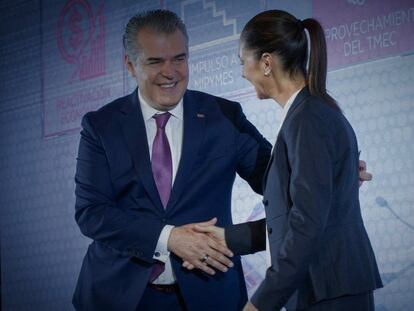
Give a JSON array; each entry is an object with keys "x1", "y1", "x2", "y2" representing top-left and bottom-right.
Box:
[
  {"x1": 149, "y1": 112, "x2": 172, "y2": 283},
  {"x1": 151, "y1": 112, "x2": 172, "y2": 209}
]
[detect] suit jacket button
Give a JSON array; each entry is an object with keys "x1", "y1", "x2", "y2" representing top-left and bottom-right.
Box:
[
  {"x1": 267, "y1": 227, "x2": 273, "y2": 234},
  {"x1": 154, "y1": 251, "x2": 161, "y2": 257},
  {"x1": 262, "y1": 199, "x2": 269, "y2": 206}
]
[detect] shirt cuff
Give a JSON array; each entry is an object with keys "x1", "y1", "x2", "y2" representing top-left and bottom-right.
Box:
[{"x1": 153, "y1": 225, "x2": 174, "y2": 263}]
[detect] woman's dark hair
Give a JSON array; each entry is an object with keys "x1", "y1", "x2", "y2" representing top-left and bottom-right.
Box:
[{"x1": 241, "y1": 10, "x2": 340, "y2": 111}]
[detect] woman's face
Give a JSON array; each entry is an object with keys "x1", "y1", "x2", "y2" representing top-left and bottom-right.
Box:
[{"x1": 239, "y1": 44, "x2": 271, "y2": 100}]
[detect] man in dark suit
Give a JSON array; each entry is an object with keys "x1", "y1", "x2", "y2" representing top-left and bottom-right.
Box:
[{"x1": 72, "y1": 9, "x2": 271, "y2": 311}]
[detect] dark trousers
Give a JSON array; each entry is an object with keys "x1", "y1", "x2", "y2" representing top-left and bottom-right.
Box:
[
  {"x1": 292, "y1": 291, "x2": 374, "y2": 311},
  {"x1": 135, "y1": 284, "x2": 188, "y2": 311}
]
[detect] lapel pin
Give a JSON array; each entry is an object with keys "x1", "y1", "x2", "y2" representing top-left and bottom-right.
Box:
[{"x1": 197, "y1": 113, "x2": 205, "y2": 118}]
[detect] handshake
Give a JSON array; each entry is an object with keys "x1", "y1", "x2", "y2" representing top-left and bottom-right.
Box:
[{"x1": 167, "y1": 218, "x2": 233, "y2": 275}]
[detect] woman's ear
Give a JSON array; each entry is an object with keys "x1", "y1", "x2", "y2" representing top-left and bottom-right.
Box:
[{"x1": 261, "y1": 53, "x2": 272, "y2": 76}]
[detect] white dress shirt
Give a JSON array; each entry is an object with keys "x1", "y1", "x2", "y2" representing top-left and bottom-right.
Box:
[
  {"x1": 266, "y1": 88, "x2": 302, "y2": 267},
  {"x1": 138, "y1": 90, "x2": 183, "y2": 284}
]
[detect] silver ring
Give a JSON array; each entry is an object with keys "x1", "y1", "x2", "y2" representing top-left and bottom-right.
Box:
[{"x1": 200, "y1": 254, "x2": 209, "y2": 263}]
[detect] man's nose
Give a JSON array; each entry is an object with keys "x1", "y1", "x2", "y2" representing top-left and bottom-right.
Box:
[{"x1": 160, "y1": 61, "x2": 174, "y2": 78}]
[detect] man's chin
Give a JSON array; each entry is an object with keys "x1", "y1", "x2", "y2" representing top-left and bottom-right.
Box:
[
  {"x1": 159, "y1": 94, "x2": 185, "y2": 108},
  {"x1": 157, "y1": 100, "x2": 181, "y2": 111}
]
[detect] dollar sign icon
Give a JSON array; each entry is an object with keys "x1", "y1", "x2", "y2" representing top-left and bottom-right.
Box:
[
  {"x1": 57, "y1": 0, "x2": 94, "y2": 64},
  {"x1": 68, "y1": 8, "x2": 83, "y2": 51}
]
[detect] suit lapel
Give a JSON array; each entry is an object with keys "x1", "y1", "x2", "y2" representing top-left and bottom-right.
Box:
[
  {"x1": 119, "y1": 88, "x2": 164, "y2": 213},
  {"x1": 262, "y1": 87, "x2": 311, "y2": 190},
  {"x1": 262, "y1": 151, "x2": 274, "y2": 192},
  {"x1": 166, "y1": 91, "x2": 206, "y2": 213}
]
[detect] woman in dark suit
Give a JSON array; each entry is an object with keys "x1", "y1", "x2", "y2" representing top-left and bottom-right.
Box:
[{"x1": 192, "y1": 10, "x2": 382, "y2": 311}]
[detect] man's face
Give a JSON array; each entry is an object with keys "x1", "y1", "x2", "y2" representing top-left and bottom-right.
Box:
[{"x1": 126, "y1": 28, "x2": 189, "y2": 111}]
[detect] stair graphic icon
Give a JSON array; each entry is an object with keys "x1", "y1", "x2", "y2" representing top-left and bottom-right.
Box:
[{"x1": 181, "y1": 0, "x2": 239, "y2": 51}]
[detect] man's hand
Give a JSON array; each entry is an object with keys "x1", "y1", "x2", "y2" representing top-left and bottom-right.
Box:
[
  {"x1": 194, "y1": 223, "x2": 226, "y2": 247},
  {"x1": 359, "y1": 159, "x2": 373, "y2": 186},
  {"x1": 182, "y1": 222, "x2": 227, "y2": 271},
  {"x1": 243, "y1": 301, "x2": 259, "y2": 311},
  {"x1": 167, "y1": 218, "x2": 234, "y2": 275}
]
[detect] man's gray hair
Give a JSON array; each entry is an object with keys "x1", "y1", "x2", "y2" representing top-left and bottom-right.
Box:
[{"x1": 123, "y1": 9, "x2": 188, "y2": 63}]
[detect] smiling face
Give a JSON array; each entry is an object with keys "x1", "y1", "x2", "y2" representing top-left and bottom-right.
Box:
[
  {"x1": 126, "y1": 28, "x2": 189, "y2": 111},
  {"x1": 239, "y1": 43, "x2": 271, "y2": 100}
]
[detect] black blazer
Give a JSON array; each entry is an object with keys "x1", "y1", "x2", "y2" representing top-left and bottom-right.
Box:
[{"x1": 226, "y1": 88, "x2": 382, "y2": 310}]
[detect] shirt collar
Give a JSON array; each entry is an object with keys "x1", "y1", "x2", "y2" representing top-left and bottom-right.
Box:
[
  {"x1": 138, "y1": 89, "x2": 184, "y2": 122},
  {"x1": 283, "y1": 88, "x2": 302, "y2": 115}
]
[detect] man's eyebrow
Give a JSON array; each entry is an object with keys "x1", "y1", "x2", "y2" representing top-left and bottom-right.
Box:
[
  {"x1": 145, "y1": 53, "x2": 187, "y2": 62},
  {"x1": 173, "y1": 53, "x2": 187, "y2": 58},
  {"x1": 146, "y1": 57, "x2": 163, "y2": 62}
]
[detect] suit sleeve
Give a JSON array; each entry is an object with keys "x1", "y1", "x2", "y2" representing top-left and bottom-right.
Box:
[
  {"x1": 221, "y1": 103, "x2": 270, "y2": 255},
  {"x1": 225, "y1": 218, "x2": 266, "y2": 255},
  {"x1": 251, "y1": 112, "x2": 334, "y2": 310},
  {"x1": 233, "y1": 103, "x2": 272, "y2": 194},
  {"x1": 74, "y1": 113, "x2": 164, "y2": 264}
]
